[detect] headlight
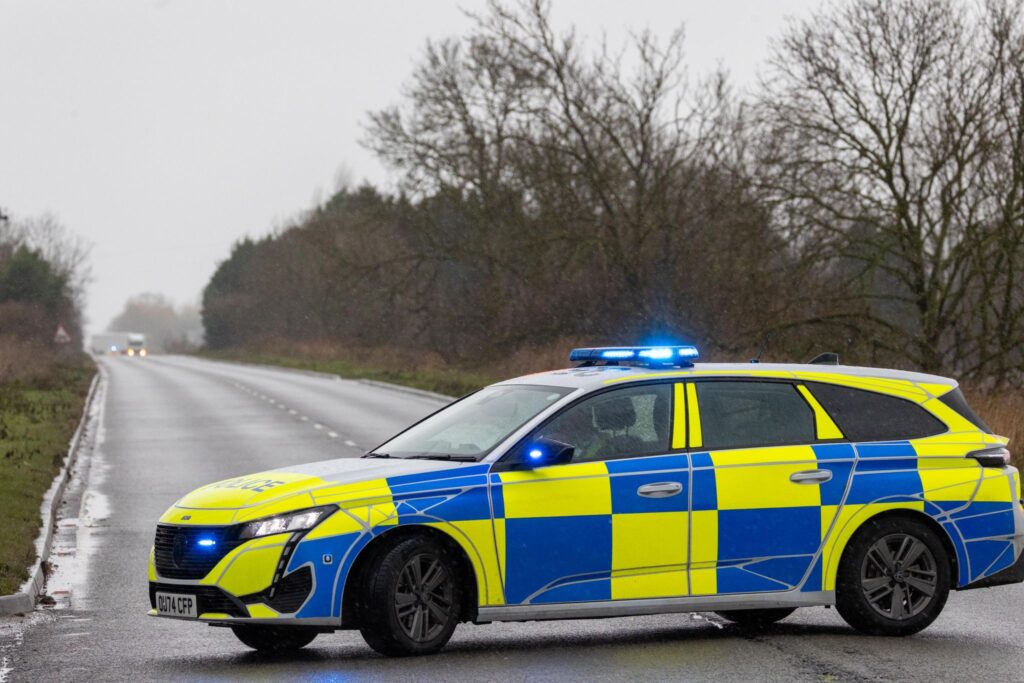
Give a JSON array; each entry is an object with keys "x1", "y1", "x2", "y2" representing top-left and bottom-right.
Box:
[{"x1": 239, "y1": 506, "x2": 335, "y2": 540}]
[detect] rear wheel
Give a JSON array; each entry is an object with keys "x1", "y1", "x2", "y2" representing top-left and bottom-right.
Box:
[
  {"x1": 231, "y1": 625, "x2": 318, "y2": 652},
  {"x1": 713, "y1": 607, "x2": 796, "y2": 627},
  {"x1": 835, "y1": 517, "x2": 950, "y2": 636},
  {"x1": 358, "y1": 536, "x2": 463, "y2": 657}
]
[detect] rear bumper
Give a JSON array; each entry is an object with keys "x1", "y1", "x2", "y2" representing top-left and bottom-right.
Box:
[{"x1": 959, "y1": 546, "x2": 1024, "y2": 590}]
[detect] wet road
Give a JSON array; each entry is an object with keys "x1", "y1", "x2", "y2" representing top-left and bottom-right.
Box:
[{"x1": 3, "y1": 355, "x2": 1024, "y2": 682}]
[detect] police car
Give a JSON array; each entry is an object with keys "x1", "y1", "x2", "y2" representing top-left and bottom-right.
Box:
[{"x1": 149, "y1": 346, "x2": 1024, "y2": 656}]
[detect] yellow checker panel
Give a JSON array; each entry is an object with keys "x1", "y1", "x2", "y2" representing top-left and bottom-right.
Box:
[
  {"x1": 689, "y1": 510, "x2": 718, "y2": 595},
  {"x1": 974, "y1": 470, "x2": 1016, "y2": 503},
  {"x1": 215, "y1": 543, "x2": 286, "y2": 596},
  {"x1": 500, "y1": 462, "x2": 611, "y2": 517},
  {"x1": 919, "y1": 466, "x2": 982, "y2": 502},
  {"x1": 427, "y1": 519, "x2": 505, "y2": 606},
  {"x1": 611, "y1": 512, "x2": 688, "y2": 599},
  {"x1": 712, "y1": 445, "x2": 820, "y2": 510},
  {"x1": 686, "y1": 383, "x2": 702, "y2": 449},
  {"x1": 671, "y1": 383, "x2": 687, "y2": 449},
  {"x1": 797, "y1": 384, "x2": 843, "y2": 440}
]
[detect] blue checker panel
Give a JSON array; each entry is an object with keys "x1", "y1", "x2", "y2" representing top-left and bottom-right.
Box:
[
  {"x1": 718, "y1": 507, "x2": 820, "y2": 561},
  {"x1": 743, "y1": 556, "x2": 813, "y2": 588},
  {"x1": 504, "y1": 516, "x2": 612, "y2": 604},
  {"x1": 954, "y1": 505, "x2": 1016, "y2": 539},
  {"x1": 690, "y1": 453, "x2": 717, "y2": 511},
  {"x1": 717, "y1": 566, "x2": 790, "y2": 593},
  {"x1": 803, "y1": 555, "x2": 823, "y2": 592},
  {"x1": 846, "y1": 470, "x2": 923, "y2": 504},
  {"x1": 288, "y1": 532, "x2": 360, "y2": 618},
  {"x1": 533, "y1": 578, "x2": 611, "y2": 604},
  {"x1": 610, "y1": 474, "x2": 689, "y2": 514},
  {"x1": 813, "y1": 443, "x2": 856, "y2": 461},
  {"x1": 386, "y1": 464, "x2": 490, "y2": 491},
  {"x1": 966, "y1": 540, "x2": 1015, "y2": 581},
  {"x1": 393, "y1": 486, "x2": 491, "y2": 523}
]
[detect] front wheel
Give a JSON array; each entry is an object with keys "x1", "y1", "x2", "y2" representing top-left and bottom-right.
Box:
[
  {"x1": 231, "y1": 625, "x2": 318, "y2": 652},
  {"x1": 714, "y1": 607, "x2": 796, "y2": 627},
  {"x1": 835, "y1": 517, "x2": 951, "y2": 636},
  {"x1": 358, "y1": 535, "x2": 463, "y2": 657}
]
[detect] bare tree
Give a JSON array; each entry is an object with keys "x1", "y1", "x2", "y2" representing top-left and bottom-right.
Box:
[{"x1": 760, "y1": 0, "x2": 1024, "y2": 380}]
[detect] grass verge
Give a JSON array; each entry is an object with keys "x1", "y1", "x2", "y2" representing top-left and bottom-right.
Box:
[{"x1": 0, "y1": 357, "x2": 95, "y2": 595}]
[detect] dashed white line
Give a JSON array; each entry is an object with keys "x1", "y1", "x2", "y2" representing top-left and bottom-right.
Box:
[
  {"x1": 313, "y1": 423, "x2": 324, "y2": 430},
  {"x1": 327, "y1": 431, "x2": 338, "y2": 438},
  {"x1": 344, "y1": 440, "x2": 357, "y2": 447}
]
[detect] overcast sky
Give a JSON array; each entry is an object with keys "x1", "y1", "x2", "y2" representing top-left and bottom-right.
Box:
[{"x1": 0, "y1": 0, "x2": 819, "y2": 337}]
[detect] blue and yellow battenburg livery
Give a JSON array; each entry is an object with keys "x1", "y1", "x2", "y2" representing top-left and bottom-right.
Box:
[{"x1": 149, "y1": 346, "x2": 1024, "y2": 644}]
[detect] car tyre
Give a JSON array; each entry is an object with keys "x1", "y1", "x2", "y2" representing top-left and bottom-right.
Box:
[
  {"x1": 835, "y1": 516, "x2": 951, "y2": 636},
  {"x1": 231, "y1": 625, "x2": 318, "y2": 652},
  {"x1": 358, "y1": 535, "x2": 463, "y2": 657},
  {"x1": 713, "y1": 607, "x2": 796, "y2": 627}
]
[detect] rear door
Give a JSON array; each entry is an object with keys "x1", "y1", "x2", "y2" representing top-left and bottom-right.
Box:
[{"x1": 686, "y1": 379, "x2": 853, "y2": 596}]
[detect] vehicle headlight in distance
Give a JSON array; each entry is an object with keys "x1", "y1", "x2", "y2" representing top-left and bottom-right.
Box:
[{"x1": 238, "y1": 506, "x2": 335, "y2": 540}]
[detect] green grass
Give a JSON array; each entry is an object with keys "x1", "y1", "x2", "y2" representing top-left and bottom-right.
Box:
[
  {"x1": 0, "y1": 359, "x2": 95, "y2": 595},
  {"x1": 201, "y1": 350, "x2": 495, "y2": 397}
]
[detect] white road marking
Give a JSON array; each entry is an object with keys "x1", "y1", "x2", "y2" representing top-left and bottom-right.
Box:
[
  {"x1": 344, "y1": 440, "x2": 357, "y2": 447},
  {"x1": 313, "y1": 423, "x2": 323, "y2": 430},
  {"x1": 288, "y1": 409, "x2": 297, "y2": 415},
  {"x1": 327, "y1": 431, "x2": 338, "y2": 438},
  {"x1": 299, "y1": 416, "x2": 309, "y2": 422}
]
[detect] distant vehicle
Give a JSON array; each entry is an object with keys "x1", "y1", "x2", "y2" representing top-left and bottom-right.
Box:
[
  {"x1": 148, "y1": 345, "x2": 1023, "y2": 656},
  {"x1": 91, "y1": 331, "x2": 148, "y2": 357}
]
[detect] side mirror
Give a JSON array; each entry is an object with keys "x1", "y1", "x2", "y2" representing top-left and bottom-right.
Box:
[{"x1": 521, "y1": 437, "x2": 575, "y2": 468}]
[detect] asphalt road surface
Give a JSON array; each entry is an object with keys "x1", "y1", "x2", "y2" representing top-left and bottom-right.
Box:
[{"x1": 2, "y1": 355, "x2": 1023, "y2": 682}]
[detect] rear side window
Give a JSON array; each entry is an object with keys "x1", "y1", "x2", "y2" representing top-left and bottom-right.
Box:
[
  {"x1": 938, "y1": 388, "x2": 992, "y2": 433},
  {"x1": 695, "y1": 381, "x2": 815, "y2": 450},
  {"x1": 806, "y1": 383, "x2": 946, "y2": 442}
]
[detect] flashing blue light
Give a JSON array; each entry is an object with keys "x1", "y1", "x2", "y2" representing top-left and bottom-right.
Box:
[
  {"x1": 528, "y1": 448, "x2": 543, "y2": 460},
  {"x1": 197, "y1": 538, "x2": 217, "y2": 548},
  {"x1": 569, "y1": 345, "x2": 699, "y2": 365}
]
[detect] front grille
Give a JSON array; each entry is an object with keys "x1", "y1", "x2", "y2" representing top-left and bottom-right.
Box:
[
  {"x1": 153, "y1": 524, "x2": 245, "y2": 579},
  {"x1": 149, "y1": 582, "x2": 247, "y2": 617}
]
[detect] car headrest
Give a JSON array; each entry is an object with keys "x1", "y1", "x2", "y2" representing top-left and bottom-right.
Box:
[{"x1": 593, "y1": 397, "x2": 636, "y2": 431}]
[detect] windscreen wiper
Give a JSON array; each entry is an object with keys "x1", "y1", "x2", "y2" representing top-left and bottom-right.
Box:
[
  {"x1": 362, "y1": 452, "x2": 392, "y2": 458},
  {"x1": 406, "y1": 454, "x2": 478, "y2": 462}
]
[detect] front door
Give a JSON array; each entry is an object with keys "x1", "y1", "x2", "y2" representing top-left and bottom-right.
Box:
[{"x1": 491, "y1": 382, "x2": 691, "y2": 605}]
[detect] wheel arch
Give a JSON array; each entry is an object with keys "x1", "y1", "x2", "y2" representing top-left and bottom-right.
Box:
[
  {"x1": 824, "y1": 506, "x2": 960, "y2": 591},
  {"x1": 340, "y1": 524, "x2": 480, "y2": 627}
]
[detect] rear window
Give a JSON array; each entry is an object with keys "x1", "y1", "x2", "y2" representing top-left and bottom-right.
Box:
[
  {"x1": 938, "y1": 388, "x2": 991, "y2": 433},
  {"x1": 695, "y1": 381, "x2": 816, "y2": 450},
  {"x1": 805, "y1": 383, "x2": 946, "y2": 442}
]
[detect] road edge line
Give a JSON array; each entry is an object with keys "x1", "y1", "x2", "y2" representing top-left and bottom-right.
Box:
[{"x1": 0, "y1": 367, "x2": 104, "y2": 616}]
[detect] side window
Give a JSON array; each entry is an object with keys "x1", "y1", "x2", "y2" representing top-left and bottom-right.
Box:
[
  {"x1": 534, "y1": 384, "x2": 672, "y2": 463},
  {"x1": 695, "y1": 381, "x2": 815, "y2": 450},
  {"x1": 805, "y1": 383, "x2": 947, "y2": 441}
]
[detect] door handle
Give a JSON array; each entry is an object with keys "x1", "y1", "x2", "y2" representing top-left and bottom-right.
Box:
[
  {"x1": 790, "y1": 469, "x2": 833, "y2": 484},
  {"x1": 637, "y1": 482, "x2": 684, "y2": 498}
]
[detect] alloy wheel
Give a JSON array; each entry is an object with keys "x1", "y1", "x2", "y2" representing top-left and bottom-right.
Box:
[
  {"x1": 860, "y1": 532, "x2": 938, "y2": 620},
  {"x1": 393, "y1": 552, "x2": 455, "y2": 642}
]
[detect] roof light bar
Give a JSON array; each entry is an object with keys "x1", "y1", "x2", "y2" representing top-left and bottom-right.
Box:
[{"x1": 569, "y1": 345, "x2": 699, "y2": 365}]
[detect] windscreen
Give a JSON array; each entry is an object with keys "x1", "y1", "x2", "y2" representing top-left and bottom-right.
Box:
[{"x1": 374, "y1": 384, "x2": 572, "y2": 460}]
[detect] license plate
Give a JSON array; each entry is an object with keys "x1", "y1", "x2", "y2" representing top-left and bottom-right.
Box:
[{"x1": 155, "y1": 592, "x2": 198, "y2": 618}]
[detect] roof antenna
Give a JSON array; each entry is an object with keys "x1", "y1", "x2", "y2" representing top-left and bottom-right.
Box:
[{"x1": 750, "y1": 332, "x2": 771, "y2": 364}]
